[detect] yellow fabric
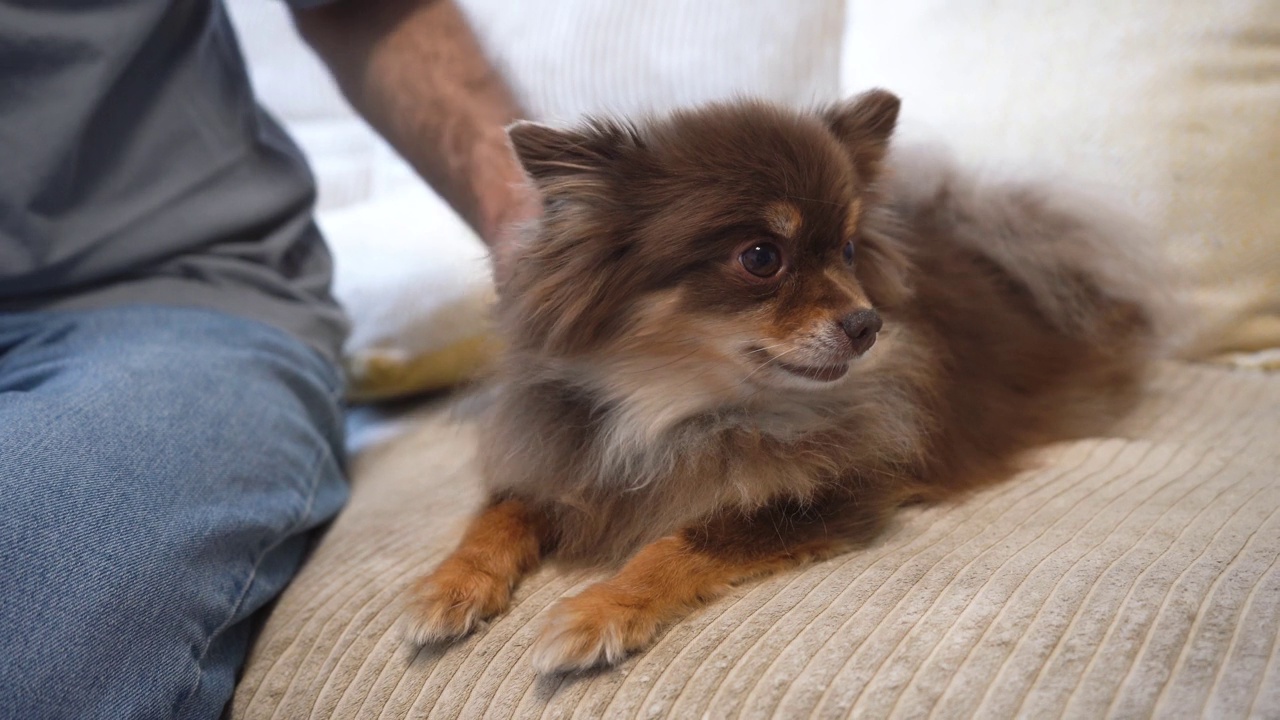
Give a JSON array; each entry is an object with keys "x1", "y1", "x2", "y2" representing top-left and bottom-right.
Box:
[
  {"x1": 344, "y1": 334, "x2": 499, "y2": 402},
  {"x1": 1212, "y1": 348, "x2": 1280, "y2": 372}
]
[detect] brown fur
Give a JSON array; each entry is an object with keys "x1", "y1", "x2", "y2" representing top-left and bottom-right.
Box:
[
  {"x1": 402, "y1": 90, "x2": 1162, "y2": 674},
  {"x1": 765, "y1": 201, "x2": 803, "y2": 239},
  {"x1": 402, "y1": 499, "x2": 548, "y2": 644}
]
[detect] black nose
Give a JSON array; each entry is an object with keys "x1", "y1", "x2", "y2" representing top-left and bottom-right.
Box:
[{"x1": 840, "y1": 308, "x2": 882, "y2": 355}]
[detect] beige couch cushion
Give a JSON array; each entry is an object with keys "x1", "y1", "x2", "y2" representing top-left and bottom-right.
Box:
[{"x1": 231, "y1": 363, "x2": 1280, "y2": 718}]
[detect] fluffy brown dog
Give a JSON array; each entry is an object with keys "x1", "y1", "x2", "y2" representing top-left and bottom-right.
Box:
[{"x1": 402, "y1": 90, "x2": 1162, "y2": 674}]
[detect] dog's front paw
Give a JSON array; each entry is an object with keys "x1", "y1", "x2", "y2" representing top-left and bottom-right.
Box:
[
  {"x1": 401, "y1": 562, "x2": 511, "y2": 646},
  {"x1": 529, "y1": 587, "x2": 662, "y2": 674}
]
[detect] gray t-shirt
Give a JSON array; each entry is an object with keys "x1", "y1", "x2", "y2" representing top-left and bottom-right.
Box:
[{"x1": 0, "y1": 0, "x2": 348, "y2": 364}]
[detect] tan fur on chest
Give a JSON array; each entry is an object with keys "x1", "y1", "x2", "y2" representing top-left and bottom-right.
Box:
[{"x1": 480, "y1": 325, "x2": 936, "y2": 564}]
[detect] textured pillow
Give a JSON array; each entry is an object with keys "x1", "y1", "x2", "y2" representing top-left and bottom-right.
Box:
[
  {"x1": 458, "y1": 0, "x2": 845, "y2": 120},
  {"x1": 841, "y1": 0, "x2": 1280, "y2": 358}
]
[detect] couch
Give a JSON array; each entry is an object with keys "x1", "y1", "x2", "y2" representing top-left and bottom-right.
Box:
[{"x1": 226, "y1": 1, "x2": 1280, "y2": 717}]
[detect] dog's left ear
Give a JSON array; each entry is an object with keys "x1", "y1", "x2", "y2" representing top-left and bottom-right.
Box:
[{"x1": 822, "y1": 89, "x2": 901, "y2": 182}]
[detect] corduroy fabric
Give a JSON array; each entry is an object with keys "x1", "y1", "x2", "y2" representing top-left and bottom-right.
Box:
[{"x1": 232, "y1": 363, "x2": 1280, "y2": 719}]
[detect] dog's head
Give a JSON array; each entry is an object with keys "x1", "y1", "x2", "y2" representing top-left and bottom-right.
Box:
[{"x1": 501, "y1": 90, "x2": 912, "y2": 397}]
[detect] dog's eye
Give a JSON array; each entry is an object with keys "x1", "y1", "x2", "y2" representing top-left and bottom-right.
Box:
[
  {"x1": 842, "y1": 239, "x2": 856, "y2": 266},
  {"x1": 740, "y1": 243, "x2": 783, "y2": 278}
]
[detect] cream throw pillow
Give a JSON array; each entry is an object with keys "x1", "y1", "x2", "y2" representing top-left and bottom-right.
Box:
[{"x1": 842, "y1": 0, "x2": 1280, "y2": 358}]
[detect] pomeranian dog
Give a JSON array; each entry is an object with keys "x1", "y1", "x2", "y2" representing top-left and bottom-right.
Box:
[{"x1": 402, "y1": 90, "x2": 1163, "y2": 674}]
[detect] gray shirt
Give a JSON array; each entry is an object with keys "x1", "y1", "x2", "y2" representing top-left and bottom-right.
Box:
[{"x1": 0, "y1": 0, "x2": 347, "y2": 364}]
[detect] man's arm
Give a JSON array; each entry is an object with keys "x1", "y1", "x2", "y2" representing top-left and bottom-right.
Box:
[{"x1": 291, "y1": 0, "x2": 537, "y2": 267}]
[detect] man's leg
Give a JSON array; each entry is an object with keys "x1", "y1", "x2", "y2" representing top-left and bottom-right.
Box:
[{"x1": 0, "y1": 306, "x2": 349, "y2": 720}]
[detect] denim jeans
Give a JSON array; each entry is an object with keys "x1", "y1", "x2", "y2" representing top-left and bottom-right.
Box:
[{"x1": 0, "y1": 306, "x2": 349, "y2": 719}]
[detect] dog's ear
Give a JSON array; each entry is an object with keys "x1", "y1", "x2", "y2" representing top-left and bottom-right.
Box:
[
  {"x1": 502, "y1": 119, "x2": 646, "y2": 355},
  {"x1": 506, "y1": 119, "x2": 644, "y2": 192},
  {"x1": 821, "y1": 89, "x2": 901, "y2": 182}
]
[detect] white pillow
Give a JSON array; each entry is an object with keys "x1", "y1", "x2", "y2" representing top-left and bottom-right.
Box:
[{"x1": 459, "y1": 0, "x2": 845, "y2": 121}]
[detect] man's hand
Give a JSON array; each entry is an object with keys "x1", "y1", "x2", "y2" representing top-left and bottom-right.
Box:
[{"x1": 291, "y1": 0, "x2": 539, "y2": 281}]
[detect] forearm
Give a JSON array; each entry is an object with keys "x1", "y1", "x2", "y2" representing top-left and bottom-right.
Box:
[{"x1": 291, "y1": 0, "x2": 534, "y2": 250}]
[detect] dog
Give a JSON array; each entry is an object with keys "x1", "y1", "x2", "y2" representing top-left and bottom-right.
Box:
[{"x1": 401, "y1": 90, "x2": 1164, "y2": 675}]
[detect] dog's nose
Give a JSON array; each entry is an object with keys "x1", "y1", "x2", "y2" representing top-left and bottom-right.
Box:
[{"x1": 840, "y1": 308, "x2": 882, "y2": 355}]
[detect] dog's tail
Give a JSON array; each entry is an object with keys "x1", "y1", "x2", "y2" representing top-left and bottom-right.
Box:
[{"x1": 885, "y1": 143, "x2": 1182, "y2": 362}]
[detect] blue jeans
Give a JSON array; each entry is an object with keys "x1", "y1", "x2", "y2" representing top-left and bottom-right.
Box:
[{"x1": 0, "y1": 306, "x2": 349, "y2": 720}]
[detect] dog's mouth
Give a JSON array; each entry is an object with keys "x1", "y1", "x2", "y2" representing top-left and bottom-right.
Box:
[
  {"x1": 774, "y1": 359, "x2": 850, "y2": 383},
  {"x1": 747, "y1": 346, "x2": 851, "y2": 383}
]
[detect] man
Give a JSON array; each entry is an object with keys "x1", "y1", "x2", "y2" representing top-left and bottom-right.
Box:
[{"x1": 0, "y1": 0, "x2": 534, "y2": 717}]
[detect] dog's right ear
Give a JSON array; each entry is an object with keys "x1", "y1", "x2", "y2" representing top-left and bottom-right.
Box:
[
  {"x1": 821, "y1": 89, "x2": 901, "y2": 183},
  {"x1": 506, "y1": 119, "x2": 644, "y2": 191}
]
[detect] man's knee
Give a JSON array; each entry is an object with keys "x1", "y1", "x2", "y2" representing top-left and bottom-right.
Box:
[{"x1": 0, "y1": 307, "x2": 348, "y2": 719}]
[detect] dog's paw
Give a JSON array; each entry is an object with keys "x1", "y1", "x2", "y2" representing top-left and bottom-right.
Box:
[
  {"x1": 401, "y1": 564, "x2": 511, "y2": 646},
  {"x1": 529, "y1": 588, "x2": 661, "y2": 674}
]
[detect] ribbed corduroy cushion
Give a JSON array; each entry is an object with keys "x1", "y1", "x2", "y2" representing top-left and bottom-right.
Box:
[{"x1": 232, "y1": 363, "x2": 1279, "y2": 718}]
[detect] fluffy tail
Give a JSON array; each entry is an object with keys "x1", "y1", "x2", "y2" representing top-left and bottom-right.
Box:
[{"x1": 885, "y1": 143, "x2": 1180, "y2": 360}]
